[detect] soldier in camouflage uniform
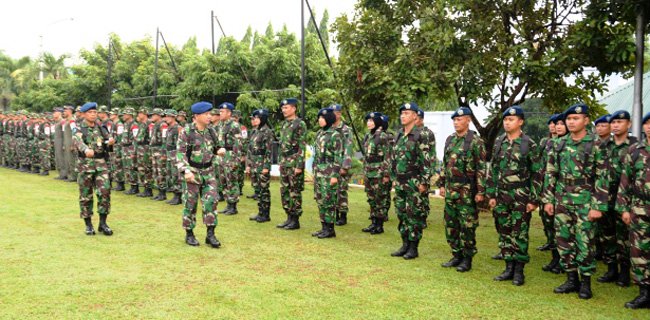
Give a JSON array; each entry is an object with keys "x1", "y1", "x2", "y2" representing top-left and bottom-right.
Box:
[
  {"x1": 232, "y1": 110, "x2": 247, "y2": 196},
  {"x1": 247, "y1": 109, "x2": 274, "y2": 223},
  {"x1": 73, "y1": 102, "x2": 115, "y2": 236},
  {"x1": 276, "y1": 98, "x2": 306, "y2": 230},
  {"x1": 109, "y1": 109, "x2": 126, "y2": 191},
  {"x1": 245, "y1": 114, "x2": 260, "y2": 200},
  {"x1": 209, "y1": 109, "x2": 224, "y2": 202},
  {"x1": 150, "y1": 108, "x2": 169, "y2": 201},
  {"x1": 416, "y1": 109, "x2": 437, "y2": 227},
  {"x1": 310, "y1": 108, "x2": 344, "y2": 238},
  {"x1": 177, "y1": 101, "x2": 221, "y2": 248},
  {"x1": 177, "y1": 111, "x2": 187, "y2": 127},
  {"x1": 52, "y1": 108, "x2": 66, "y2": 179},
  {"x1": 330, "y1": 104, "x2": 354, "y2": 226},
  {"x1": 37, "y1": 115, "x2": 52, "y2": 175},
  {"x1": 25, "y1": 114, "x2": 37, "y2": 173},
  {"x1": 0, "y1": 112, "x2": 5, "y2": 167},
  {"x1": 592, "y1": 114, "x2": 612, "y2": 261},
  {"x1": 390, "y1": 102, "x2": 433, "y2": 260},
  {"x1": 438, "y1": 107, "x2": 487, "y2": 271},
  {"x1": 134, "y1": 107, "x2": 154, "y2": 198},
  {"x1": 361, "y1": 112, "x2": 391, "y2": 234},
  {"x1": 62, "y1": 106, "x2": 77, "y2": 182},
  {"x1": 617, "y1": 112, "x2": 650, "y2": 309},
  {"x1": 543, "y1": 103, "x2": 604, "y2": 300},
  {"x1": 537, "y1": 114, "x2": 558, "y2": 252},
  {"x1": 487, "y1": 106, "x2": 543, "y2": 286},
  {"x1": 121, "y1": 108, "x2": 139, "y2": 195},
  {"x1": 380, "y1": 114, "x2": 394, "y2": 220},
  {"x1": 215, "y1": 102, "x2": 243, "y2": 215},
  {"x1": 593, "y1": 110, "x2": 637, "y2": 287},
  {"x1": 164, "y1": 109, "x2": 182, "y2": 205}
]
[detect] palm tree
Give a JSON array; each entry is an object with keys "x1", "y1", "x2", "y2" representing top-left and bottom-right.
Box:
[{"x1": 41, "y1": 52, "x2": 70, "y2": 80}]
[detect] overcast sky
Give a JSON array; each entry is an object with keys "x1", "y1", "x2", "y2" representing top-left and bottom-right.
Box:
[{"x1": 0, "y1": 0, "x2": 357, "y2": 59}]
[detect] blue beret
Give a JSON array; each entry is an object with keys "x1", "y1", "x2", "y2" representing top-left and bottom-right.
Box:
[
  {"x1": 328, "y1": 104, "x2": 342, "y2": 112},
  {"x1": 451, "y1": 107, "x2": 472, "y2": 119},
  {"x1": 547, "y1": 113, "x2": 558, "y2": 124},
  {"x1": 252, "y1": 109, "x2": 269, "y2": 118},
  {"x1": 417, "y1": 109, "x2": 425, "y2": 118},
  {"x1": 218, "y1": 102, "x2": 235, "y2": 111},
  {"x1": 381, "y1": 114, "x2": 389, "y2": 123},
  {"x1": 594, "y1": 114, "x2": 611, "y2": 125},
  {"x1": 608, "y1": 110, "x2": 630, "y2": 122},
  {"x1": 318, "y1": 108, "x2": 333, "y2": 117},
  {"x1": 399, "y1": 102, "x2": 420, "y2": 113},
  {"x1": 191, "y1": 101, "x2": 213, "y2": 115},
  {"x1": 503, "y1": 105, "x2": 524, "y2": 118},
  {"x1": 365, "y1": 112, "x2": 377, "y2": 119},
  {"x1": 564, "y1": 103, "x2": 589, "y2": 116},
  {"x1": 80, "y1": 102, "x2": 98, "y2": 112},
  {"x1": 642, "y1": 112, "x2": 650, "y2": 125},
  {"x1": 280, "y1": 98, "x2": 298, "y2": 106}
]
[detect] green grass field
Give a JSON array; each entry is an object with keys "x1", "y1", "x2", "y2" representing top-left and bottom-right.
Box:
[{"x1": 0, "y1": 167, "x2": 646, "y2": 319}]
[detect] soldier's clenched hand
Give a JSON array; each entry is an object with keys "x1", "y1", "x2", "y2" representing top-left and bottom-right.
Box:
[
  {"x1": 588, "y1": 209, "x2": 603, "y2": 222},
  {"x1": 294, "y1": 168, "x2": 302, "y2": 175},
  {"x1": 488, "y1": 198, "x2": 497, "y2": 208},
  {"x1": 439, "y1": 187, "x2": 445, "y2": 197},
  {"x1": 217, "y1": 148, "x2": 226, "y2": 156},
  {"x1": 107, "y1": 138, "x2": 115, "y2": 146},
  {"x1": 418, "y1": 184, "x2": 427, "y2": 194},
  {"x1": 84, "y1": 149, "x2": 94, "y2": 158},
  {"x1": 526, "y1": 203, "x2": 537, "y2": 212},
  {"x1": 622, "y1": 212, "x2": 631, "y2": 225},
  {"x1": 184, "y1": 171, "x2": 198, "y2": 184},
  {"x1": 544, "y1": 203, "x2": 554, "y2": 216},
  {"x1": 330, "y1": 177, "x2": 338, "y2": 185}
]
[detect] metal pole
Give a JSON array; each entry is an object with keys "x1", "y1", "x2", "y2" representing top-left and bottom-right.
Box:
[
  {"x1": 300, "y1": 0, "x2": 306, "y2": 118},
  {"x1": 106, "y1": 40, "x2": 113, "y2": 110},
  {"x1": 211, "y1": 10, "x2": 215, "y2": 55},
  {"x1": 632, "y1": 5, "x2": 646, "y2": 138},
  {"x1": 153, "y1": 27, "x2": 160, "y2": 108}
]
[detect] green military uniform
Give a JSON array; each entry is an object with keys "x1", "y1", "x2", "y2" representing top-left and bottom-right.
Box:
[
  {"x1": 150, "y1": 108, "x2": 169, "y2": 200},
  {"x1": 247, "y1": 109, "x2": 274, "y2": 222},
  {"x1": 110, "y1": 109, "x2": 126, "y2": 191},
  {"x1": 134, "y1": 108, "x2": 153, "y2": 197},
  {"x1": 331, "y1": 106, "x2": 354, "y2": 226},
  {"x1": 362, "y1": 112, "x2": 391, "y2": 234},
  {"x1": 164, "y1": 109, "x2": 182, "y2": 205},
  {"x1": 121, "y1": 108, "x2": 139, "y2": 194},
  {"x1": 215, "y1": 103, "x2": 243, "y2": 215}
]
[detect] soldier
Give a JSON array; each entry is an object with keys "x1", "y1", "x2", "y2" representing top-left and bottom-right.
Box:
[
  {"x1": 25, "y1": 114, "x2": 37, "y2": 173},
  {"x1": 177, "y1": 101, "x2": 221, "y2": 248},
  {"x1": 134, "y1": 107, "x2": 153, "y2": 198},
  {"x1": 538, "y1": 114, "x2": 558, "y2": 251},
  {"x1": 330, "y1": 104, "x2": 354, "y2": 226},
  {"x1": 617, "y1": 112, "x2": 650, "y2": 309},
  {"x1": 487, "y1": 106, "x2": 543, "y2": 286},
  {"x1": 209, "y1": 109, "x2": 224, "y2": 202},
  {"x1": 245, "y1": 113, "x2": 260, "y2": 201},
  {"x1": 121, "y1": 108, "x2": 139, "y2": 195},
  {"x1": 361, "y1": 112, "x2": 391, "y2": 234},
  {"x1": 37, "y1": 114, "x2": 52, "y2": 175},
  {"x1": 594, "y1": 110, "x2": 637, "y2": 287},
  {"x1": 109, "y1": 108, "x2": 126, "y2": 191},
  {"x1": 276, "y1": 98, "x2": 307, "y2": 230},
  {"x1": 438, "y1": 107, "x2": 487, "y2": 271},
  {"x1": 592, "y1": 114, "x2": 611, "y2": 262},
  {"x1": 232, "y1": 110, "x2": 247, "y2": 196},
  {"x1": 62, "y1": 106, "x2": 76, "y2": 182},
  {"x1": 52, "y1": 108, "x2": 66, "y2": 179},
  {"x1": 543, "y1": 103, "x2": 603, "y2": 300},
  {"x1": 380, "y1": 114, "x2": 394, "y2": 221},
  {"x1": 164, "y1": 109, "x2": 182, "y2": 205},
  {"x1": 416, "y1": 109, "x2": 437, "y2": 227},
  {"x1": 72, "y1": 102, "x2": 115, "y2": 236},
  {"x1": 177, "y1": 111, "x2": 188, "y2": 127},
  {"x1": 246, "y1": 109, "x2": 274, "y2": 223},
  {"x1": 215, "y1": 102, "x2": 243, "y2": 215},
  {"x1": 150, "y1": 108, "x2": 169, "y2": 201}
]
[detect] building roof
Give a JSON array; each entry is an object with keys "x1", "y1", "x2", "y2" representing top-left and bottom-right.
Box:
[{"x1": 599, "y1": 72, "x2": 650, "y2": 114}]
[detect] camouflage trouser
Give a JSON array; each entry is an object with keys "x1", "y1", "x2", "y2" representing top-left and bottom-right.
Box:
[
  {"x1": 215, "y1": 161, "x2": 223, "y2": 195},
  {"x1": 238, "y1": 162, "x2": 245, "y2": 194},
  {"x1": 110, "y1": 145, "x2": 124, "y2": 183},
  {"x1": 182, "y1": 167, "x2": 218, "y2": 230},
  {"x1": 9, "y1": 137, "x2": 18, "y2": 167},
  {"x1": 135, "y1": 145, "x2": 152, "y2": 188},
  {"x1": 336, "y1": 174, "x2": 350, "y2": 214},
  {"x1": 280, "y1": 166, "x2": 304, "y2": 217},
  {"x1": 166, "y1": 150, "x2": 180, "y2": 193},
  {"x1": 122, "y1": 145, "x2": 137, "y2": 185},
  {"x1": 77, "y1": 170, "x2": 111, "y2": 218},
  {"x1": 314, "y1": 175, "x2": 338, "y2": 223},
  {"x1": 255, "y1": 170, "x2": 271, "y2": 213},
  {"x1": 394, "y1": 179, "x2": 428, "y2": 241},
  {"x1": 494, "y1": 200, "x2": 531, "y2": 263},
  {"x1": 555, "y1": 203, "x2": 596, "y2": 276},
  {"x1": 49, "y1": 137, "x2": 55, "y2": 170},
  {"x1": 18, "y1": 138, "x2": 27, "y2": 166},
  {"x1": 67, "y1": 150, "x2": 78, "y2": 181},
  {"x1": 540, "y1": 206, "x2": 555, "y2": 246},
  {"x1": 151, "y1": 146, "x2": 167, "y2": 190},
  {"x1": 600, "y1": 209, "x2": 630, "y2": 266},
  {"x1": 1, "y1": 135, "x2": 9, "y2": 165},
  {"x1": 39, "y1": 140, "x2": 50, "y2": 172},
  {"x1": 381, "y1": 179, "x2": 392, "y2": 219},
  {"x1": 444, "y1": 194, "x2": 479, "y2": 257},
  {"x1": 250, "y1": 165, "x2": 259, "y2": 195},
  {"x1": 365, "y1": 177, "x2": 390, "y2": 221},
  {"x1": 629, "y1": 205, "x2": 650, "y2": 286},
  {"x1": 217, "y1": 154, "x2": 240, "y2": 204}
]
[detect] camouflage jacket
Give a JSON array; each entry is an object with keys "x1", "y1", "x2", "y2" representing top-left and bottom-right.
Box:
[
  {"x1": 278, "y1": 117, "x2": 306, "y2": 169},
  {"x1": 436, "y1": 130, "x2": 487, "y2": 198},
  {"x1": 165, "y1": 123, "x2": 180, "y2": 152},
  {"x1": 150, "y1": 120, "x2": 168, "y2": 147},
  {"x1": 176, "y1": 123, "x2": 218, "y2": 173},
  {"x1": 616, "y1": 138, "x2": 650, "y2": 214},
  {"x1": 133, "y1": 120, "x2": 152, "y2": 146},
  {"x1": 363, "y1": 128, "x2": 391, "y2": 179},
  {"x1": 122, "y1": 120, "x2": 135, "y2": 146},
  {"x1": 216, "y1": 119, "x2": 243, "y2": 162},
  {"x1": 313, "y1": 127, "x2": 344, "y2": 179},
  {"x1": 593, "y1": 135, "x2": 638, "y2": 211},
  {"x1": 391, "y1": 126, "x2": 432, "y2": 187},
  {"x1": 247, "y1": 125, "x2": 274, "y2": 172},
  {"x1": 112, "y1": 120, "x2": 124, "y2": 145},
  {"x1": 486, "y1": 133, "x2": 543, "y2": 203},
  {"x1": 72, "y1": 121, "x2": 110, "y2": 173},
  {"x1": 334, "y1": 122, "x2": 354, "y2": 171},
  {"x1": 419, "y1": 125, "x2": 438, "y2": 177},
  {"x1": 542, "y1": 134, "x2": 603, "y2": 207}
]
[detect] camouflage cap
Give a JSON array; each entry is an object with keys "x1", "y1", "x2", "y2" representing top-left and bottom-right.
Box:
[
  {"x1": 210, "y1": 108, "x2": 220, "y2": 115},
  {"x1": 98, "y1": 105, "x2": 109, "y2": 113},
  {"x1": 164, "y1": 109, "x2": 178, "y2": 116},
  {"x1": 75, "y1": 106, "x2": 81, "y2": 112},
  {"x1": 152, "y1": 108, "x2": 164, "y2": 115},
  {"x1": 123, "y1": 107, "x2": 135, "y2": 115},
  {"x1": 109, "y1": 108, "x2": 119, "y2": 115},
  {"x1": 138, "y1": 107, "x2": 149, "y2": 114},
  {"x1": 232, "y1": 110, "x2": 242, "y2": 118},
  {"x1": 178, "y1": 111, "x2": 187, "y2": 117}
]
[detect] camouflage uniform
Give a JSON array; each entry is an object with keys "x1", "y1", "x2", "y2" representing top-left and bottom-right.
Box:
[
  {"x1": 150, "y1": 113, "x2": 169, "y2": 198},
  {"x1": 238, "y1": 122, "x2": 248, "y2": 195},
  {"x1": 246, "y1": 127, "x2": 259, "y2": 197},
  {"x1": 110, "y1": 115, "x2": 125, "y2": 189},
  {"x1": 165, "y1": 118, "x2": 181, "y2": 200},
  {"x1": 362, "y1": 125, "x2": 391, "y2": 227},
  {"x1": 37, "y1": 120, "x2": 52, "y2": 174},
  {"x1": 216, "y1": 117, "x2": 243, "y2": 213},
  {"x1": 277, "y1": 117, "x2": 307, "y2": 229},
  {"x1": 247, "y1": 123, "x2": 274, "y2": 220},
  {"x1": 134, "y1": 117, "x2": 153, "y2": 194},
  {"x1": 121, "y1": 116, "x2": 138, "y2": 192},
  {"x1": 538, "y1": 136, "x2": 556, "y2": 247},
  {"x1": 334, "y1": 121, "x2": 353, "y2": 225},
  {"x1": 54, "y1": 117, "x2": 67, "y2": 179},
  {"x1": 313, "y1": 122, "x2": 344, "y2": 235},
  {"x1": 417, "y1": 123, "x2": 437, "y2": 220},
  {"x1": 64, "y1": 116, "x2": 78, "y2": 182}
]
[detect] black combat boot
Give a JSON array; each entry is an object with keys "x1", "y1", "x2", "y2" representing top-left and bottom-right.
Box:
[
  {"x1": 537, "y1": 242, "x2": 552, "y2": 251},
  {"x1": 113, "y1": 182, "x2": 125, "y2": 191},
  {"x1": 312, "y1": 222, "x2": 326, "y2": 237},
  {"x1": 597, "y1": 263, "x2": 619, "y2": 283},
  {"x1": 370, "y1": 219, "x2": 384, "y2": 235},
  {"x1": 84, "y1": 218, "x2": 96, "y2": 236},
  {"x1": 512, "y1": 262, "x2": 526, "y2": 286},
  {"x1": 136, "y1": 187, "x2": 148, "y2": 197},
  {"x1": 98, "y1": 214, "x2": 113, "y2": 236},
  {"x1": 226, "y1": 203, "x2": 239, "y2": 215},
  {"x1": 542, "y1": 249, "x2": 560, "y2": 272},
  {"x1": 277, "y1": 214, "x2": 292, "y2": 228},
  {"x1": 256, "y1": 209, "x2": 270, "y2": 223},
  {"x1": 625, "y1": 285, "x2": 650, "y2": 309},
  {"x1": 403, "y1": 239, "x2": 419, "y2": 260},
  {"x1": 153, "y1": 189, "x2": 166, "y2": 201},
  {"x1": 317, "y1": 223, "x2": 336, "y2": 239},
  {"x1": 125, "y1": 185, "x2": 139, "y2": 195},
  {"x1": 554, "y1": 271, "x2": 580, "y2": 294},
  {"x1": 492, "y1": 252, "x2": 504, "y2": 260},
  {"x1": 166, "y1": 192, "x2": 182, "y2": 205},
  {"x1": 39, "y1": 170, "x2": 49, "y2": 176},
  {"x1": 391, "y1": 234, "x2": 409, "y2": 257},
  {"x1": 494, "y1": 261, "x2": 515, "y2": 281},
  {"x1": 205, "y1": 226, "x2": 221, "y2": 248},
  {"x1": 441, "y1": 253, "x2": 463, "y2": 268},
  {"x1": 185, "y1": 229, "x2": 199, "y2": 246},
  {"x1": 616, "y1": 264, "x2": 631, "y2": 287},
  {"x1": 284, "y1": 215, "x2": 300, "y2": 230},
  {"x1": 578, "y1": 275, "x2": 593, "y2": 299},
  {"x1": 19, "y1": 165, "x2": 27, "y2": 172},
  {"x1": 335, "y1": 211, "x2": 347, "y2": 226},
  {"x1": 362, "y1": 218, "x2": 376, "y2": 233},
  {"x1": 217, "y1": 192, "x2": 225, "y2": 202},
  {"x1": 456, "y1": 256, "x2": 473, "y2": 272},
  {"x1": 249, "y1": 211, "x2": 262, "y2": 221}
]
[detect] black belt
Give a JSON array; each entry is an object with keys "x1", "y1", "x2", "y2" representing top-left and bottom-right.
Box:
[
  {"x1": 449, "y1": 176, "x2": 475, "y2": 184},
  {"x1": 78, "y1": 152, "x2": 107, "y2": 159},
  {"x1": 501, "y1": 181, "x2": 528, "y2": 189},
  {"x1": 150, "y1": 143, "x2": 163, "y2": 147},
  {"x1": 189, "y1": 159, "x2": 212, "y2": 169},
  {"x1": 282, "y1": 146, "x2": 300, "y2": 157},
  {"x1": 365, "y1": 155, "x2": 384, "y2": 163},
  {"x1": 396, "y1": 172, "x2": 418, "y2": 183}
]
